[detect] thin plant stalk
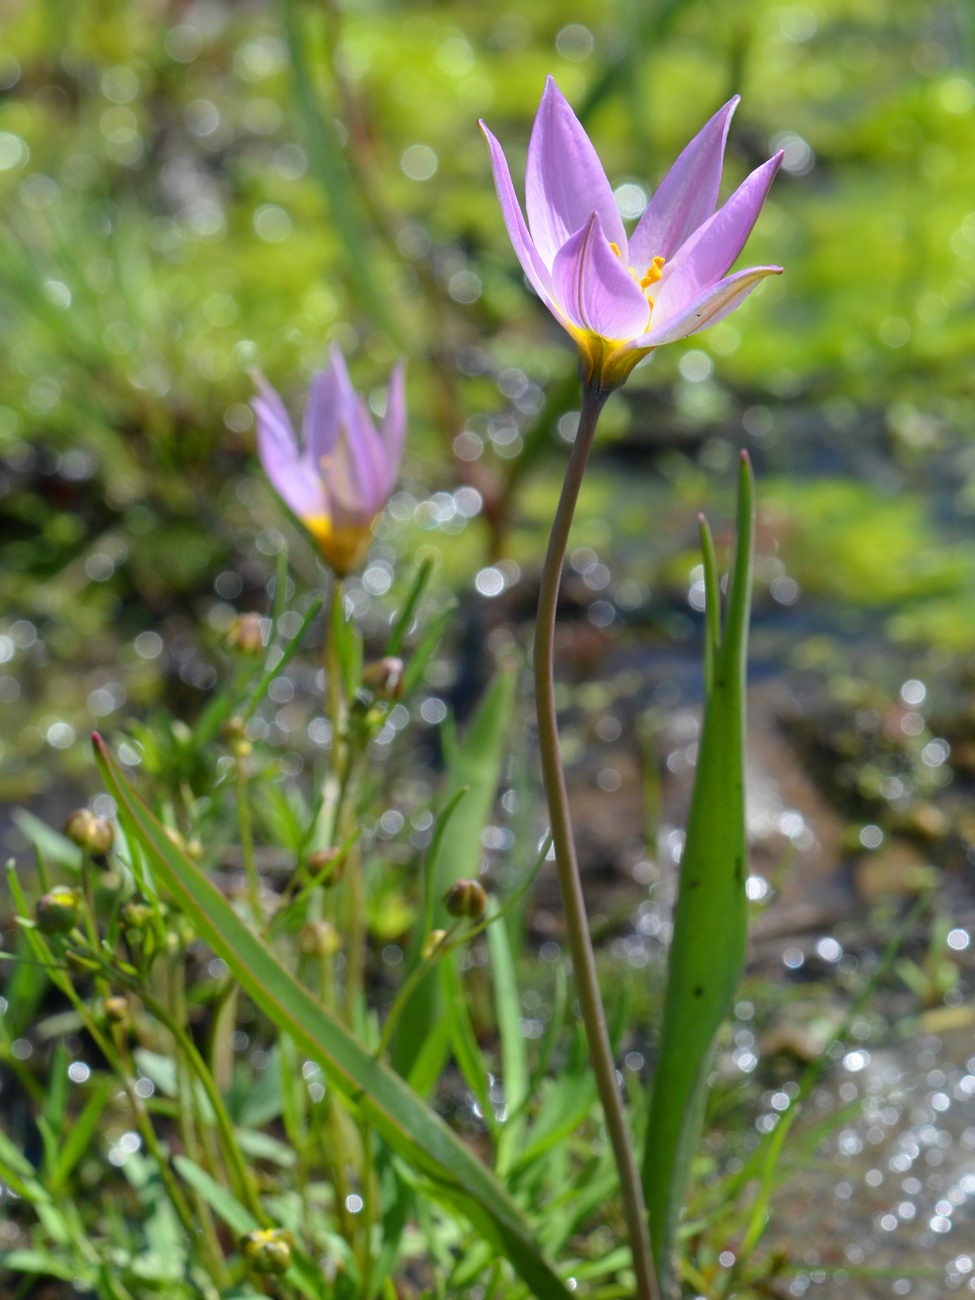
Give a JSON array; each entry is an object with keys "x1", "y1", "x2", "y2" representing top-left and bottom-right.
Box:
[{"x1": 533, "y1": 384, "x2": 658, "y2": 1300}]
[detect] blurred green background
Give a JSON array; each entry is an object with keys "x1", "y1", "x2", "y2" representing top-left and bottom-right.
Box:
[{"x1": 3, "y1": 0, "x2": 975, "y2": 824}]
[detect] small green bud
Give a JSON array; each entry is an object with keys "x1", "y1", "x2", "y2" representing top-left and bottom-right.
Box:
[
  {"x1": 298, "y1": 919, "x2": 342, "y2": 956},
  {"x1": 64, "y1": 809, "x2": 114, "y2": 856},
  {"x1": 122, "y1": 901, "x2": 154, "y2": 934},
  {"x1": 224, "y1": 612, "x2": 265, "y2": 657},
  {"x1": 240, "y1": 1227, "x2": 295, "y2": 1275},
  {"x1": 422, "y1": 928, "x2": 448, "y2": 959},
  {"x1": 36, "y1": 886, "x2": 83, "y2": 935},
  {"x1": 305, "y1": 847, "x2": 343, "y2": 886},
  {"x1": 362, "y1": 656, "x2": 405, "y2": 701},
  {"x1": 443, "y1": 878, "x2": 487, "y2": 920}
]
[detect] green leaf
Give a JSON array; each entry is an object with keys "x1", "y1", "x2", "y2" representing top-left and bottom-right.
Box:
[
  {"x1": 385, "y1": 555, "x2": 437, "y2": 658},
  {"x1": 488, "y1": 899, "x2": 529, "y2": 1175},
  {"x1": 94, "y1": 735, "x2": 573, "y2": 1300},
  {"x1": 173, "y1": 1155, "x2": 253, "y2": 1236},
  {"x1": 11, "y1": 809, "x2": 82, "y2": 873},
  {"x1": 0, "y1": 1250, "x2": 78, "y2": 1282},
  {"x1": 241, "y1": 597, "x2": 323, "y2": 724},
  {"x1": 49, "y1": 1076, "x2": 115, "y2": 1192},
  {"x1": 642, "y1": 453, "x2": 755, "y2": 1294},
  {"x1": 392, "y1": 669, "x2": 514, "y2": 1081}
]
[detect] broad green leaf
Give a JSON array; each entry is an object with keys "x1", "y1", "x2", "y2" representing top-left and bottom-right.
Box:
[
  {"x1": 643, "y1": 453, "x2": 755, "y2": 1294},
  {"x1": 94, "y1": 734, "x2": 573, "y2": 1300}
]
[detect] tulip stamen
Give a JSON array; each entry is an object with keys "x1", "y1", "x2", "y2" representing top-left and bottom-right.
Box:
[{"x1": 639, "y1": 255, "x2": 666, "y2": 290}]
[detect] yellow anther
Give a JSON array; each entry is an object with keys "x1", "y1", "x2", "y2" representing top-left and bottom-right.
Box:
[
  {"x1": 609, "y1": 242, "x2": 622, "y2": 259},
  {"x1": 639, "y1": 255, "x2": 666, "y2": 290}
]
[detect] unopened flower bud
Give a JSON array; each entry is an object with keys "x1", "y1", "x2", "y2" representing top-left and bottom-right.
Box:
[
  {"x1": 299, "y1": 919, "x2": 341, "y2": 956},
  {"x1": 224, "y1": 612, "x2": 266, "y2": 657},
  {"x1": 64, "y1": 809, "x2": 114, "y2": 856},
  {"x1": 443, "y1": 878, "x2": 487, "y2": 920},
  {"x1": 103, "y1": 995, "x2": 129, "y2": 1025},
  {"x1": 362, "y1": 656, "x2": 405, "y2": 701},
  {"x1": 240, "y1": 1227, "x2": 295, "y2": 1275},
  {"x1": 122, "y1": 901, "x2": 153, "y2": 934},
  {"x1": 36, "y1": 886, "x2": 82, "y2": 935},
  {"x1": 306, "y1": 847, "x2": 343, "y2": 886},
  {"x1": 422, "y1": 928, "x2": 448, "y2": 959}
]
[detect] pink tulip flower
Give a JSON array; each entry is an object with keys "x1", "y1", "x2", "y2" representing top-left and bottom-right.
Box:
[
  {"x1": 252, "y1": 349, "x2": 405, "y2": 576},
  {"x1": 481, "y1": 78, "x2": 783, "y2": 392}
]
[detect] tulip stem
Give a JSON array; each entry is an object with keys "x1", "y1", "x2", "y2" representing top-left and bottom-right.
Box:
[{"x1": 533, "y1": 384, "x2": 659, "y2": 1300}]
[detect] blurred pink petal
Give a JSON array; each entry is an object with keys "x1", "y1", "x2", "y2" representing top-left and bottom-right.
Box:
[{"x1": 251, "y1": 351, "x2": 406, "y2": 574}]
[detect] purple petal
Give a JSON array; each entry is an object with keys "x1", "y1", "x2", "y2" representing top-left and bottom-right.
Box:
[
  {"x1": 302, "y1": 364, "x2": 341, "y2": 464},
  {"x1": 253, "y1": 379, "x2": 325, "y2": 520},
  {"x1": 479, "y1": 121, "x2": 557, "y2": 308},
  {"x1": 652, "y1": 153, "x2": 783, "y2": 324},
  {"x1": 328, "y1": 411, "x2": 388, "y2": 526},
  {"x1": 551, "y1": 212, "x2": 652, "y2": 340},
  {"x1": 525, "y1": 77, "x2": 626, "y2": 268},
  {"x1": 628, "y1": 96, "x2": 739, "y2": 267},
  {"x1": 631, "y1": 266, "x2": 782, "y2": 348}
]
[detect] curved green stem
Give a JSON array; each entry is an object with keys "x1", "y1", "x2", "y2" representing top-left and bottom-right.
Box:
[{"x1": 533, "y1": 384, "x2": 658, "y2": 1300}]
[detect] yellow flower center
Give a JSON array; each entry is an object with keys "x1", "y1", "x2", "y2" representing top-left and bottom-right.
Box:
[
  {"x1": 609, "y1": 244, "x2": 666, "y2": 312},
  {"x1": 303, "y1": 514, "x2": 374, "y2": 577}
]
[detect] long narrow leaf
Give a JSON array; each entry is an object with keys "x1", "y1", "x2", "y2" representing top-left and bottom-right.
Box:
[
  {"x1": 643, "y1": 452, "x2": 755, "y2": 1293},
  {"x1": 392, "y1": 668, "x2": 515, "y2": 1079},
  {"x1": 92, "y1": 734, "x2": 572, "y2": 1300}
]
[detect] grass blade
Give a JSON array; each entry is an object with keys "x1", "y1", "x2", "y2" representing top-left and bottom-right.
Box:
[{"x1": 642, "y1": 452, "x2": 755, "y2": 1293}]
